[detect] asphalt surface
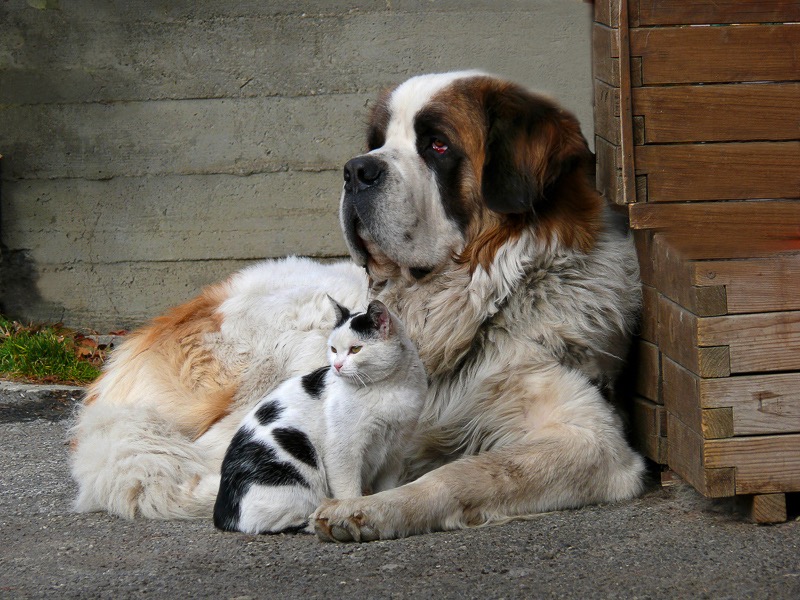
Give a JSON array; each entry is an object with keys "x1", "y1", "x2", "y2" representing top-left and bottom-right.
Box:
[{"x1": 1, "y1": 382, "x2": 798, "y2": 599}]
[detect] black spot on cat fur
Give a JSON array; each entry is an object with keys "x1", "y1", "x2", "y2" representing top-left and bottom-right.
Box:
[
  {"x1": 301, "y1": 366, "x2": 328, "y2": 399},
  {"x1": 273, "y1": 427, "x2": 319, "y2": 468},
  {"x1": 332, "y1": 303, "x2": 351, "y2": 328},
  {"x1": 349, "y1": 312, "x2": 379, "y2": 337},
  {"x1": 254, "y1": 400, "x2": 283, "y2": 426},
  {"x1": 213, "y1": 429, "x2": 308, "y2": 532}
]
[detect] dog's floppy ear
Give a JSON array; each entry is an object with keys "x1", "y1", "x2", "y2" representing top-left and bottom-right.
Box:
[{"x1": 481, "y1": 83, "x2": 591, "y2": 215}]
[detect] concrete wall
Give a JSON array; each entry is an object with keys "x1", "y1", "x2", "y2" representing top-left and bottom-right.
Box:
[{"x1": 0, "y1": 0, "x2": 594, "y2": 330}]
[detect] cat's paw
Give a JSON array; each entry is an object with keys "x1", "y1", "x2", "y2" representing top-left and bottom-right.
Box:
[{"x1": 312, "y1": 498, "x2": 384, "y2": 543}]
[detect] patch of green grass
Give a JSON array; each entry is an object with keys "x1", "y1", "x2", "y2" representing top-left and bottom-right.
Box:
[{"x1": 0, "y1": 316, "x2": 104, "y2": 385}]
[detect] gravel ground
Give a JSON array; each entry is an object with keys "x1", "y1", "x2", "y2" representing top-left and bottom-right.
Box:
[{"x1": 1, "y1": 383, "x2": 798, "y2": 599}]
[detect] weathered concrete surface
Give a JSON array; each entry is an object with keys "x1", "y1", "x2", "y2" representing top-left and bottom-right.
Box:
[
  {"x1": 1, "y1": 384, "x2": 799, "y2": 598},
  {"x1": 0, "y1": 0, "x2": 595, "y2": 331}
]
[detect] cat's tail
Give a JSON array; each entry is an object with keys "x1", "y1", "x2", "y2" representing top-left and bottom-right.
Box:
[{"x1": 69, "y1": 401, "x2": 221, "y2": 520}]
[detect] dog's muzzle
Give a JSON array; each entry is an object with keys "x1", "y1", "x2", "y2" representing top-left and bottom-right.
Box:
[
  {"x1": 343, "y1": 155, "x2": 386, "y2": 195},
  {"x1": 341, "y1": 155, "x2": 389, "y2": 266}
]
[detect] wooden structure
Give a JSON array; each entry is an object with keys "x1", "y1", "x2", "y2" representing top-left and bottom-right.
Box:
[{"x1": 593, "y1": 0, "x2": 800, "y2": 522}]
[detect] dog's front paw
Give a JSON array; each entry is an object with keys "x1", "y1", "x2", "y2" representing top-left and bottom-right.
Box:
[{"x1": 312, "y1": 497, "x2": 384, "y2": 543}]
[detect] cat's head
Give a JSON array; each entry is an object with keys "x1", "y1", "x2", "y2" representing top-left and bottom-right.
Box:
[{"x1": 326, "y1": 296, "x2": 405, "y2": 384}]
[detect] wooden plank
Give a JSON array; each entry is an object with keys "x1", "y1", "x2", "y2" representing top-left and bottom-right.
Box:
[
  {"x1": 630, "y1": 201, "x2": 800, "y2": 231},
  {"x1": 631, "y1": 230, "x2": 800, "y2": 262},
  {"x1": 704, "y1": 434, "x2": 800, "y2": 495},
  {"x1": 594, "y1": 135, "x2": 622, "y2": 204},
  {"x1": 657, "y1": 295, "x2": 731, "y2": 378},
  {"x1": 635, "y1": 0, "x2": 800, "y2": 25},
  {"x1": 667, "y1": 414, "x2": 736, "y2": 497},
  {"x1": 740, "y1": 493, "x2": 788, "y2": 524},
  {"x1": 594, "y1": 80, "x2": 620, "y2": 146},
  {"x1": 702, "y1": 372, "x2": 800, "y2": 436},
  {"x1": 663, "y1": 356, "x2": 701, "y2": 431},
  {"x1": 632, "y1": 83, "x2": 800, "y2": 144},
  {"x1": 630, "y1": 24, "x2": 800, "y2": 84},
  {"x1": 634, "y1": 231, "x2": 655, "y2": 286},
  {"x1": 648, "y1": 235, "x2": 800, "y2": 261},
  {"x1": 628, "y1": 203, "x2": 800, "y2": 259},
  {"x1": 699, "y1": 312, "x2": 800, "y2": 374},
  {"x1": 592, "y1": 23, "x2": 620, "y2": 86},
  {"x1": 662, "y1": 357, "x2": 734, "y2": 440},
  {"x1": 652, "y1": 235, "x2": 727, "y2": 317},
  {"x1": 594, "y1": 0, "x2": 620, "y2": 28},
  {"x1": 617, "y1": 0, "x2": 636, "y2": 205},
  {"x1": 634, "y1": 142, "x2": 800, "y2": 202},
  {"x1": 660, "y1": 469, "x2": 684, "y2": 488},
  {"x1": 635, "y1": 339, "x2": 660, "y2": 402},
  {"x1": 639, "y1": 283, "x2": 658, "y2": 342},
  {"x1": 632, "y1": 395, "x2": 668, "y2": 464},
  {"x1": 691, "y1": 254, "x2": 800, "y2": 314}
]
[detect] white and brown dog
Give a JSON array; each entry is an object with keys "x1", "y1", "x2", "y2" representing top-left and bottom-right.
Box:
[{"x1": 70, "y1": 71, "x2": 645, "y2": 541}]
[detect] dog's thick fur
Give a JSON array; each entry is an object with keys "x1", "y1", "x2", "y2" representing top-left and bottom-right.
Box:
[{"x1": 70, "y1": 71, "x2": 644, "y2": 540}]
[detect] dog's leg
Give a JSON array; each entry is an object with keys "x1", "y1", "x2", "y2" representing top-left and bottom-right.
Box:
[{"x1": 312, "y1": 416, "x2": 645, "y2": 542}]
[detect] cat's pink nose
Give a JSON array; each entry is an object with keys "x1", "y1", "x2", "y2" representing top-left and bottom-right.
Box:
[{"x1": 334, "y1": 362, "x2": 343, "y2": 372}]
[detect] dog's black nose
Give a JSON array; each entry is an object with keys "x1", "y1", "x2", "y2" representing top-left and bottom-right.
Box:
[{"x1": 343, "y1": 156, "x2": 385, "y2": 193}]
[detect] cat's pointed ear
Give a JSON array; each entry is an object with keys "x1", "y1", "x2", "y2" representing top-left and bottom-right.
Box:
[
  {"x1": 367, "y1": 300, "x2": 393, "y2": 339},
  {"x1": 327, "y1": 295, "x2": 351, "y2": 328}
]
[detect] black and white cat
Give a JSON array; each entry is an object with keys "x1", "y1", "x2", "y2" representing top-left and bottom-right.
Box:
[{"x1": 213, "y1": 298, "x2": 427, "y2": 534}]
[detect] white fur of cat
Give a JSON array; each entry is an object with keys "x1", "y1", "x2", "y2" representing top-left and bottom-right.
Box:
[{"x1": 213, "y1": 299, "x2": 427, "y2": 534}]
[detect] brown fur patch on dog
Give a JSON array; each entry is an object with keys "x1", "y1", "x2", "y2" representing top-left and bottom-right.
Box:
[
  {"x1": 423, "y1": 77, "x2": 603, "y2": 272},
  {"x1": 83, "y1": 280, "x2": 238, "y2": 439}
]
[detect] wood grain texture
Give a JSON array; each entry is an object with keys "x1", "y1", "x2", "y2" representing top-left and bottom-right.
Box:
[
  {"x1": 704, "y1": 434, "x2": 800, "y2": 494},
  {"x1": 594, "y1": 135, "x2": 622, "y2": 204},
  {"x1": 657, "y1": 295, "x2": 731, "y2": 378},
  {"x1": 617, "y1": 0, "x2": 637, "y2": 205},
  {"x1": 635, "y1": 339, "x2": 660, "y2": 402},
  {"x1": 632, "y1": 395, "x2": 668, "y2": 464},
  {"x1": 630, "y1": 24, "x2": 800, "y2": 84},
  {"x1": 628, "y1": 203, "x2": 800, "y2": 253},
  {"x1": 667, "y1": 415, "x2": 736, "y2": 497},
  {"x1": 662, "y1": 356, "x2": 734, "y2": 440},
  {"x1": 742, "y1": 493, "x2": 788, "y2": 524},
  {"x1": 593, "y1": 23, "x2": 620, "y2": 86},
  {"x1": 652, "y1": 236, "x2": 727, "y2": 316},
  {"x1": 691, "y1": 254, "x2": 800, "y2": 314},
  {"x1": 702, "y1": 372, "x2": 800, "y2": 436},
  {"x1": 594, "y1": 0, "x2": 620, "y2": 27},
  {"x1": 632, "y1": 83, "x2": 800, "y2": 144},
  {"x1": 634, "y1": 0, "x2": 800, "y2": 25},
  {"x1": 634, "y1": 231, "x2": 655, "y2": 286},
  {"x1": 699, "y1": 312, "x2": 800, "y2": 374},
  {"x1": 662, "y1": 356, "x2": 702, "y2": 433},
  {"x1": 594, "y1": 80, "x2": 620, "y2": 146},
  {"x1": 634, "y1": 142, "x2": 800, "y2": 202},
  {"x1": 640, "y1": 283, "x2": 658, "y2": 342}
]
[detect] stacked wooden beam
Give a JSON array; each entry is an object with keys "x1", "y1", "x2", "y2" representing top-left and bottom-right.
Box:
[{"x1": 594, "y1": 0, "x2": 800, "y2": 522}]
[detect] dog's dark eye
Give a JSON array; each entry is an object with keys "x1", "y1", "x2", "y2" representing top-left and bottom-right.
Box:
[{"x1": 431, "y1": 138, "x2": 448, "y2": 155}]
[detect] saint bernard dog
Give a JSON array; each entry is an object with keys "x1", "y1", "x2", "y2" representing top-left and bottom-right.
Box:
[{"x1": 70, "y1": 71, "x2": 645, "y2": 541}]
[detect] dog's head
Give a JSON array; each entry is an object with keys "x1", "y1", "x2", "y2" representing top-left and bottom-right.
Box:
[{"x1": 340, "y1": 71, "x2": 602, "y2": 283}]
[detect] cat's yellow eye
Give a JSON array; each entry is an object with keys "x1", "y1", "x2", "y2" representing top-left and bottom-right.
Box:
[
  {"x1": 330, "y1": 346, "x2": 337, "y2": 354},
  {"x1": 350, "y1": 346, "x2": 362, "y2": 354}
]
